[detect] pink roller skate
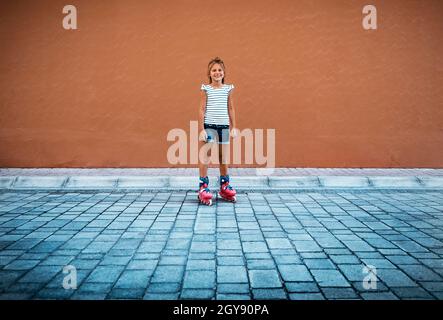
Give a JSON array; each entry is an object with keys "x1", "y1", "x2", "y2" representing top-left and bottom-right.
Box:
[
  {"x1": 198, "y1": 176, "x2": 213, "y2": 206},
  {"x1": 218, "y1": 175, "x2": 237, "y2": 202}
]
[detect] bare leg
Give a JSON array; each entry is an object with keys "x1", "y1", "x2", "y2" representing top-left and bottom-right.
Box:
[
  {"x1": 199, "y1": 140, "x2": 209, "y2": 178},
  {"x1": 219, "y1": 143, "x2": 229, "y2": 177}
]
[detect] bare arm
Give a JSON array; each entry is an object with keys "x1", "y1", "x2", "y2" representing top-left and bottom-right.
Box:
[
  {"x1": 199, "y1": 89, "x2": 207, "y2": 137},
  {"x1": 228, "y1": 89, "x2": 237, "y2": 131}
]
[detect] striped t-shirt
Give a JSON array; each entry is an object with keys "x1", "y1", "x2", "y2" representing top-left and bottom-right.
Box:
[{"x1": 201, "y1": 84, "x2": 234, "y2": 126}]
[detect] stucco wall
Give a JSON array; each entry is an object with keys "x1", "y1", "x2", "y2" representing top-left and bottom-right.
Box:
[{"x1": 1, "y1": 0, "x2": 442, "y2": 167}]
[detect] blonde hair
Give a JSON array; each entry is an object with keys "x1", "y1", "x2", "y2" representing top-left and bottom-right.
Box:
[{"x1": 207, "y1": 57, "x2": 226, "y2": 84}]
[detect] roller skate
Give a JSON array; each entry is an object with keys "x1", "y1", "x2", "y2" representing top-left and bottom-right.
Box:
[
  {"x1": 197, "y1": 176, "x2": 213, "y2": 206},
  {"x1": 218, "y1": 175, "x2": 237, "y2": 202}
]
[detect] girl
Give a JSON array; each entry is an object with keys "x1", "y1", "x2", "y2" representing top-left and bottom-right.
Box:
[{"x1": 198, "y1": 57, "x2": 238, "y2": 206}]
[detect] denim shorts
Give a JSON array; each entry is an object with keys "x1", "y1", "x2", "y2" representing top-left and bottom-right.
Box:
[{"x1": 204, "y1": 123, "x2": 230, "y2": 145}]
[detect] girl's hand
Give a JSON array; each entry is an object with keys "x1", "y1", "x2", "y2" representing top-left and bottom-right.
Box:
[
  {"x1": 199, "y1": 129, "x2": 208, "y2": 142},
  {"x1": 231, "y1": 128, "x2": 239, "y2": 138}
]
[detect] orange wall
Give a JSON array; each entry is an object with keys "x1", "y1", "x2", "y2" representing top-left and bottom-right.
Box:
[{"x1": 1, "y1": 0, "x2": 442, "y2": 168}]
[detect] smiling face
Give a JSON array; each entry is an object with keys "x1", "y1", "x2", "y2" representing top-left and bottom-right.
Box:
[{"x1": 209, "y1": 63, "x2": 225, "y2": 84}]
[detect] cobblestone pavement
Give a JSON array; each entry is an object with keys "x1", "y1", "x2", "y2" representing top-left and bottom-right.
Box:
[{"x1": 0, "y1": 189, "x2": 442, "y2": 300}]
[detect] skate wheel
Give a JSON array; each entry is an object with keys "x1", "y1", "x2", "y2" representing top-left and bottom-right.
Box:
[
  {"x1": 232, "y1": 196, "x2": 237, "y2": 202},
  {"x1": 208, "y1": 199, "x2": 212, "y2": 206}
]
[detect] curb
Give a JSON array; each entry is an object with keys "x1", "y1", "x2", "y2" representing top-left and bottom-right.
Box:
[{"x1": 1, "y1": 175, "x2": 442, "y2": 191}]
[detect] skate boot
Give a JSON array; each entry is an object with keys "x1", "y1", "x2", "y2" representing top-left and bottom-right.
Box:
[
  {"x1": 197, "y1": 176, "x2": 213, "y2": 206},
  {"x1": 218, "y1": 175, "x2": 237, "y2": 202}
]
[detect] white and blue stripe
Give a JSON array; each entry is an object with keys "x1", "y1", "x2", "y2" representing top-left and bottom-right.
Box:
[{"x1": 201, "y1": 84, "x2": 234, "y2": 126}]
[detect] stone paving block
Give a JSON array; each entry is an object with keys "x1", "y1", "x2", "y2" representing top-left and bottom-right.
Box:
[
  {"x1": 18, "y1": 266, "x2": 61, "y2": 283},
  {"x1": 321, "y1": 287, "x2": 359, "y2": 299},
  {"x1": 82, "y1": 241, "x2": 115, "y2": 254},
  {"x1": 337, "y1": 264, "x2": 368, "y2": 283},
  {"x1": 300, "y1": 252, "x2": 328, "y2": 259},
  {"x1": 329, "y1": 255, "x2": 361, "y2": 265},
  {"x1": 278, "y1": 265, "x2": 314, "y2": 282},
  {"x1": 216, "y1": 283, "x2": 250, "y2": 294},
  {"x1": 7, "y1": 239, "x2": 42, "y2": 250},
  {"x1": 247, "y1": 259, "x2": 276, "y2": 270},
  {"x1": 34, "y1": 288, "x2": 74, "y2": 299},
  {"x1": 249, "y1": 269, "x2": 282, "y2": 288},
  {"x1": 342, "y1": 240, "x2": 375, "y2": 252},
  {"x1": 70, "y1": 259, "x2": 100, "y2": 270},
  {"x1": 71, "y1": 292, "x2": 107, "y2": 300},
  {"x1": 0, "y1": 255, "x2": 17, "y2": 266},
  {"x1": 412, "y1": 237, "x2": 443, "y2": 248},
  {"x1": 390, "y1": 287, "x2": 435, "y2": 299},
  {"x1": 85, "y1": 266, "x2": 125, "y2": 283},
  {"x1": 252, "y1": 288, "x2": 287, "y2": 300},
  {"x1": 217, "y1": 266, "x2": 248, "y2": 283},
  {"x1": 108, "y1": 288, "x2": 145, "y2": 299},
  {"x1": 273, "y1": 254, "x2": 302, "y2": 265},
  {"x1": 242, "y1": 241, "x2": 269, "y2": 253},
  {"x1": 114, "y1": 270, "x2": 150, "y2": 289},
  {"x1": 146, "y1": 282, "x2": 181, "y2": 293},
  {"x1": 360, "y1": 258, "x2": 397, "y2": 269},
  {"x1": 180, "y1": 289, "x2": 215, "y2": 300},
  {"x1": 396, "y1": 265, "x2": 442, "y2": 282},
  {"x1": 151, "y1": 266, "x2": 184, "y2": 283},
  {"x1": 217, "y1": 239, "x2": 242, "y2": 250},
  {"x1": 0, "y1": 270, "x2": 26, "y2": 289},
  {"x1": 190, "y1": 241, "x2": 216, "y2": 253},
  {"x1": 183, "y1": 270, "x2": 215, "y2": 289},
  {"x1": 217, "y1": 294, "x2": 251, "y2": 300},
  {"x1": 289, "y1": 293, "x2": 325, "y2": 300},
  {"x1": 361, "y1": 292, "x2": 399, "y2": 300},
  {"x1": 99, "y1": 255, "x2": 132, "y2": 266},
  {"x1": 392, "y1": 240, "x2": 429, "y2": 253},
  {"x1": 4, "y1": 259, "x2": 40, "y2": 270},
  {"x1": 137, "y1": 242, "x2": 166, "y2": 253},
  {"x1": 285, "y1": 282, "x2": 319, "y2": 293},
  {"x1": 410, "y1": 252, "x2": 439, "y2": 259},
  {"x1": 158, "y1": 255, "x2": 187, "y2": 266},
  {"x1": 313, "y1": 236, "x2": 345, "y2": 248},
  {"x1": 377, "y1": 269, "x2": 416, "y2": 287},
  {"x1": 292, "y1": 240, "x2": 322, "y2": 252},
  {"x1": 189, "y1": 253, "x2": 215, "y2": 260},
  {"x1": 266, "y1": 238, "x2": 292, "y2": 249},
  {"x1": 365, "y1": 238, "x2": 397, "y2": 249},
  {"x1": 143, "y1": 293, "x2": 180, "y2": 300},
  {"x1": 303, "y1": 259, "x2": 336, "y2": 269},
  {"x1": 217, "y1": 256, "x2": 244, "y2": 266},
  {"x1": 39, "y1": 255, "x2": 75, "y2": 266},
  {"x1": 311, "y1": 269, "x2": 351, "y2": 287},
  {"x1": 421, "y1": 259, "x2": 443, "y2": 269},
  {"x1": 6, "y1": 282, "x2": 45, "y2": 294},
  {"x1": 186, "y1": 259, "x2": 215, "y2": 271},
  {"x1": 419, "y1": 281, "x2": 443, "y2": 292}
]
